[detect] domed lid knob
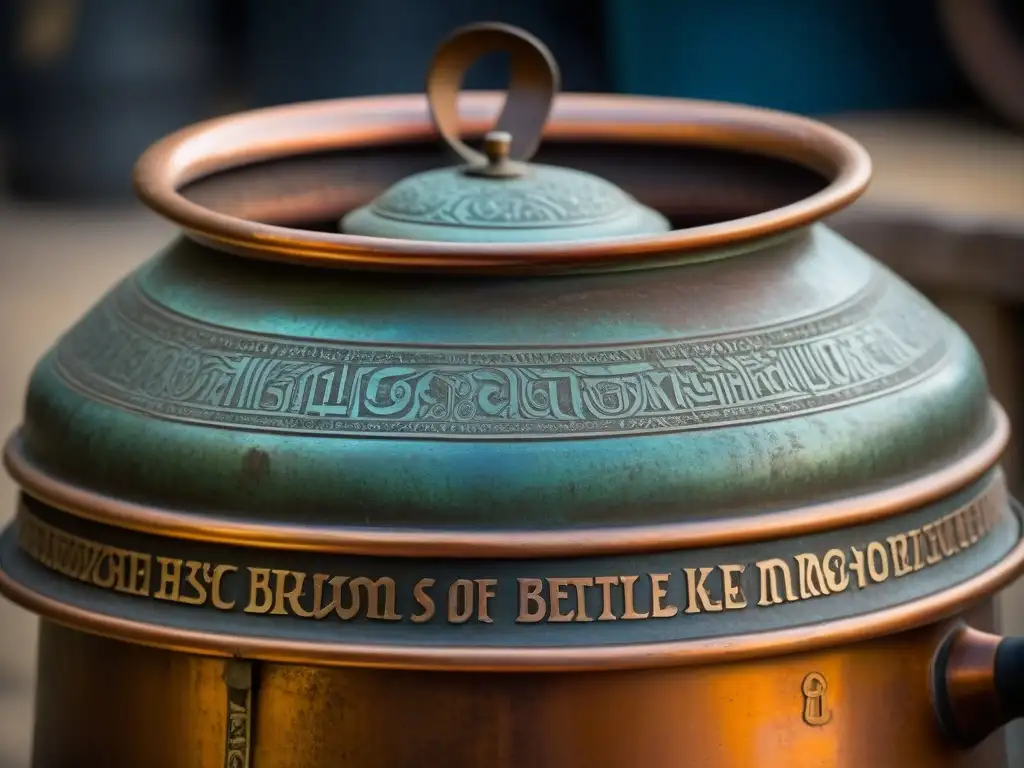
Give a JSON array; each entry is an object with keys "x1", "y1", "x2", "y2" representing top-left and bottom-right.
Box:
[{"x1": 341, "y1": 22, "x2": 670, "y2": 244}]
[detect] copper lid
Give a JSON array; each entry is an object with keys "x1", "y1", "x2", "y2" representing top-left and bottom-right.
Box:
[{"x1": 341, "y1": 23, "x2": 670, "y2": 243}]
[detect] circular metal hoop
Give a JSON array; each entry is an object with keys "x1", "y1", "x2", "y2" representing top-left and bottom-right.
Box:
[
  {"x1": 131, "y1": 92, "x2": 872, "y2": 271},
  {"x1": 426, "y1": 21, "x2": 560, "y2": 167}
]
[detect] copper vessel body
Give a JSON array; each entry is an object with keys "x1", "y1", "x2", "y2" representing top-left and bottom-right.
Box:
[{"x1": 30, "y1": 606, "x2": 1007, "y2": 768}]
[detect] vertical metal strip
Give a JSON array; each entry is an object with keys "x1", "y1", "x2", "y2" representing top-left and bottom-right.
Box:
[{"x1": 224, "y1": 660, "x2": 253, "y2": 768}]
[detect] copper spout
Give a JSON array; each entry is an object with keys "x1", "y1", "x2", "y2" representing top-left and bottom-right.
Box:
[{"x1": 933, "y1": 623, "x2": 1024, "y2": 745}]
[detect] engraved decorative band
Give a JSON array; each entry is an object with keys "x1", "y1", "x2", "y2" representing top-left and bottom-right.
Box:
[
  {"x1": 52, "y1": 271, "x2": 947, "y2": 439},
  {"x1": 1, "y1": 470, "x2": 1016, "y2": 668},
  {"x1": 14, "y1": 476, "x2": 1005, "y2": 621}
]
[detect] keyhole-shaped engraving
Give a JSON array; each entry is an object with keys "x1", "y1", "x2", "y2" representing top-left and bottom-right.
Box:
[{"x1": 802, "y1": 672, "x2": 832, "y2": 726}]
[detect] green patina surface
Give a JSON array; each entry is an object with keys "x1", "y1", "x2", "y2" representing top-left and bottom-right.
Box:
[
  {"x1": 14, "y1": 225, "x2": 993, "y2": 530},
  {"x1": 341, "y1": 162, "x2": 671, "y2": 243}
]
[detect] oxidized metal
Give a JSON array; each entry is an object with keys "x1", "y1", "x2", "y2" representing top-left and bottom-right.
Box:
[
  {"x1": 2, "y1": 20, "x2": 1024, "y2": 768},
  {"x1": 342, "y1": 24, "x2": 669, "y2": 243}
]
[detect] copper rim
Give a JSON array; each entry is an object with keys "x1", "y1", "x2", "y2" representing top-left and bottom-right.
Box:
[
  {"x1": 132, "y1": 92, "x2": 872, "y2": 272},
  {"x1": 1, "y1": 518, "x2": 1022, "y2": 673},
  {"x1": 3, "y1": 401, "x2": 1009, "y2": 559}
]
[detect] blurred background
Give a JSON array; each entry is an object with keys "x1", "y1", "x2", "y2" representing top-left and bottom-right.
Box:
[{"x1": 0, "y1": 0, "x2": 1023, "y2": 765}]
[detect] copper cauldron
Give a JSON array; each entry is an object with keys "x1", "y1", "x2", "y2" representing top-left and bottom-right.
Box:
[{"x1": 1, "y1": 22, "x2": 1023, "y2": 768}]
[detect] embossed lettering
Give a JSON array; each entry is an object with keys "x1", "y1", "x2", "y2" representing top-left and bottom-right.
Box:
[
  {"x1": 14, "y1": 475, "x2": 1007, "y2": 631},
  {"x1": 936, "y1": 515, "x2": 958, "y2": 558},
  {"x1": 721, "y1": 564, "x2": 748, "y2": 610},
  {"x1": 757, "y1": 558, "x2": 799, "y2": 606},
  {"x1": 620, "y1": 575, "x2": 650, "y2": 620},
  {"x1": 594, "y1": 576, "x2": 619, "y2": 621},
  {"x1": 91, "y1": 548, "x2": 122, "y2": 590},
  {"x1": 908, "y1": 529, "x2": 925, "y2": 571},
  {"x1": 822, "y1": 549, "x2": 850, "y2": 593},
  {"x1": 795, "y1": 553, "x2": 831, "y2": 599},
  {"x1": 544, "y1": 577, "x2": 594, "y2": 623},
  {"x1": 411, "y1": 578, "x2": 436, "y2": 623},
  {"x1": 517, "y1": 578, "x2": 545, "y2": 623},
  {"x1": 349, "y1": 577, "x2": 401, "y2": 621},
  {"x1": 270, "y1": 570, "x2": 313, "y2": 617},
  {"x1": 922, "y1": 523, "x2": 943, "y2": 565},
  {"x1": 310, "y1": 574, "x2": 348, "y2": 619},
  {"x1": 887, "y1": 534, "x2": 913, "y2": 577},
  {"x1": 448, "y1": 579, "x2": 474, "y2": 624},
  {"x1": 476, "y1": 578, "x2": 497, "y2": 624},
  {"x1": 848, "y1": 546, "x2": 868, "y2": 588},
  {"x1": 683, "y1": 567, "x2": 723, "y2": 613},
  {"x1": 244, "y1": 567, "x2": 273, "y2": 614},
  {"x1": 209, "y1": 564, "x2": 238, "y2": 610},
  {"x1": 953, "y1": 510, "x2": 971, "y2": 549},
  {"x1": 155, "y1": 557, "x2": 184, "y2": 602},
  {"x1": 866, "y1": 542, "x2": 890, "y2": 583},
  {"x1": 152, "y1": 558, "x2": 234, "y2": 607},
  {"x1": 180, "y1": 560, "x2": 209, "y2": 606},
  {"x1": 117, "y1": 551, "x2": 152, "y2": 597},
  {"x1": 964, "y1": 505, "x2": 983, "y2": 543},
  {"x1": 650, "y1": 573, "x2": 678, "y2": 618}
]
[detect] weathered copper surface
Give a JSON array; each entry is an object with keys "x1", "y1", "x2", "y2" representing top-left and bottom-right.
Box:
[
  {"x1": 23, "y1": 608, "x2": 1010, "y2": 768},
  {"x1": 1, "y1": 20, "x2": 1024, "y2": 768}
]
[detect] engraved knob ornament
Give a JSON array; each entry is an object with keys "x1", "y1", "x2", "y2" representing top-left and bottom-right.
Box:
[
  {"x1": 341, "y1": 22, "x2": 670, "y2": 242},
  {"x1": 1, "y1": 19, "x2": 1024, "y2": 768}
]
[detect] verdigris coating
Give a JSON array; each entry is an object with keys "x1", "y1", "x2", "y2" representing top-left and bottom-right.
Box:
[
  {"x1": 20, "y1": 225, "x2": 989, "y2": 530},
  {"x1": 341, "y1": 162, "x2": 671, "y2": 242}
]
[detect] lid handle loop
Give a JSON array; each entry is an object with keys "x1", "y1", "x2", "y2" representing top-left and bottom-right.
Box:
[{"x1": 426, "y1": 22, "x2": 560, "y2": 175}]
